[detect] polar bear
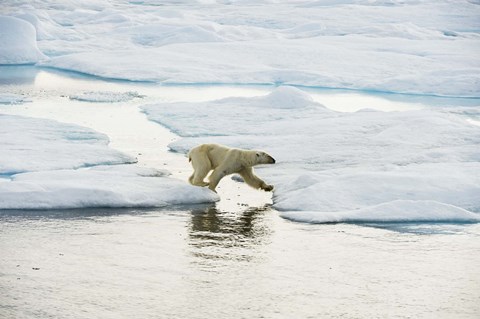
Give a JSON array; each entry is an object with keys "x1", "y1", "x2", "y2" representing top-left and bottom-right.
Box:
[{"x1": 188, "y1": 143, "x2": 275, "y2": 192}]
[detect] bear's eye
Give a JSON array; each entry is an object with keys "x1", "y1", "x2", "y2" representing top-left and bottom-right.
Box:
[{"x1": 256, "y1": 153, "x2": 260, "y2": 157}]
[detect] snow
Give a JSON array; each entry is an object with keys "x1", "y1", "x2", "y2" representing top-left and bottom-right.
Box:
[
  {"x1": 0, "y1": 114, "x2": 219, "y2": 209},
  {"x1": 142, "y1": 86, "x2": 480, "y2": 222},
  {"x1": 1, "y1": 0, "x2": 478, "y2": 96},
  {"x1": 0, "y1": 16, "x2": 46, "y2": 64},
  {"x1": 69, "y1": 91, "x2": 143, "y2": 103}
]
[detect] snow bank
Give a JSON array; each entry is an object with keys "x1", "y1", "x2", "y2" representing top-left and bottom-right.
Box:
[
  {"x1": 142, "y1": 86, "x2": 480, "y2": 223},
  {"x1": 0, "y1": 165, "x2": 218, "y2": 209},
  {"x1": 0, "y1": 93, "x2": 31, "y2": 104},
  {"x1": 0, "y1": 114, "x2": 135, "y2": 175},
  {"x1": 69, "y1": 91, "x2": 143, "y2": 103},
  {"x1": 0, "y1": 16, "x2": 46, "y2": 64}
]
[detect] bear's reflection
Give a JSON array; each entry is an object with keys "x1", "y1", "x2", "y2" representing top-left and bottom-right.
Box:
[{"x1": 188, "y1": 205, "x2": 273, "y2": 264}]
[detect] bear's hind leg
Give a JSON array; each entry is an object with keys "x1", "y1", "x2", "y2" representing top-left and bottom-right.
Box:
[
  {"x1": 189, "y1": 174, "x2": 208, "y2": 187},
  {"x1": 189, "y1": 152, "x2": 211, "y2": 187},
  {"x1": 190, "y1": 169, "x2": 210, "y2": 187},
  {"x1": 208, "y1": 167, "x2": 229, "y2": 192}
]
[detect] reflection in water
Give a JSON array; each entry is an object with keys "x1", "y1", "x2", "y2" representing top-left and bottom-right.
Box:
[
  {"x1": 0, "y1": 207, "x2": 151, "y2": 222},
  {"x1": 188, "y1": 205, "x2": 273, "y2": 265}
]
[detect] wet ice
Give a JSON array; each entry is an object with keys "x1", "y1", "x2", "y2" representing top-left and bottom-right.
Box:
[{"x1": 142, "y1": 87, "x2": 480, "y2": 223}]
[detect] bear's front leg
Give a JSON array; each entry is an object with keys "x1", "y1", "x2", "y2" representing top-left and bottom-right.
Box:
[
  {"x1": 238, "y1": 167, "x2": 274, "y2": 191},
  {"x1": 261, "y1": 183, "x2": 274, "y2": 192}
]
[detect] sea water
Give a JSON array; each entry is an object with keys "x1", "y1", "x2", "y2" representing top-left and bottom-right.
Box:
[{"x1": 1, "y1": 66, "x2": 479, "y2": 318}]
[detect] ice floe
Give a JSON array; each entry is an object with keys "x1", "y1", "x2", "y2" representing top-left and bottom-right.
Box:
[
  {"x1": 142, "y1": 86, "x2": 480, "y2": 222},
  {"x1": 0, "y1": 114, "x2": 218, "y2": 209},
  {"x1": 0, "y1": 165, "x2": 218, "y2": 210},
  {"x1": 0, "y1": 0, "x2": 478, "y2": 96},
  {"x1": 1, "y1": 0, "x2": 479, "y2": 218}
]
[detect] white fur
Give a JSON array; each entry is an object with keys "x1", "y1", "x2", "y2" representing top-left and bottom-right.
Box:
[{"x1": 188, "y1": 143, "x2": 275, "y2": 192}]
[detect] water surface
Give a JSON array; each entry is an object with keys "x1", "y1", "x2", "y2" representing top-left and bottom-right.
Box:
[{"x1": 1, "y1": 66, "x2": 479, "y2": 318}]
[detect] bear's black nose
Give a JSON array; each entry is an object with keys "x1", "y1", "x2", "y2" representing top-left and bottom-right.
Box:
[{"x1": 270, "y1": 156, "x2": 276, "y2": 164}]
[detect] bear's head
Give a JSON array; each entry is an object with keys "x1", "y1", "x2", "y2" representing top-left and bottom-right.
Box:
[{"x1": 255, "y1": 151, "x2": 276, "y2": 165}]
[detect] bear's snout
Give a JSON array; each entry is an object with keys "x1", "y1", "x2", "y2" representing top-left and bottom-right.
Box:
[{"x1": 269, "y1": 156, "x2": 276, "y2": 164}]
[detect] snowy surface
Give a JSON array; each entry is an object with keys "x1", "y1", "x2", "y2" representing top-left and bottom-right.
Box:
[
  {"x1": 0, "y1": 1, "x2": 479, "y2": 96},
  {"x1": 142, "y1": 86, "x2": 480, "y2": 223},
  {"x1": 0, "y1": 114, "x2": 218, "y2": 209},
  {"x1": 0, "y1": 16, "x2": 46, "y2": 64}
]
